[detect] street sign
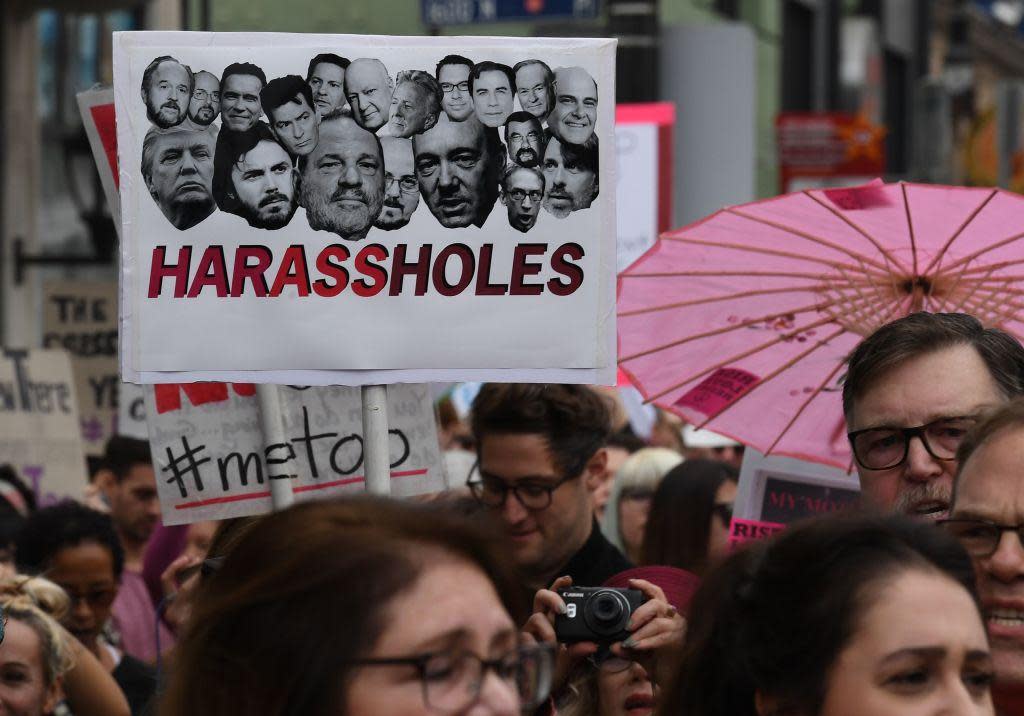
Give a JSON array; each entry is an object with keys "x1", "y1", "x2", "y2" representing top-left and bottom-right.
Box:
[{"x1": 421, "y1": 0, "x2": 598, "y2": 25}]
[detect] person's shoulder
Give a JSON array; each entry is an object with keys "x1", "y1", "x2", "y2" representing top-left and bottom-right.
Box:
[{"x1": 114, "y1": 653, "x2": 157, "y2": 683}]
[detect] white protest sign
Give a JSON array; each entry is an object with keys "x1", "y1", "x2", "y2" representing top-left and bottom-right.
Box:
[
  {"x1": 146, "y1": 382, "x2": 443, "y2": 524},
  {"x1": 42, "y1": 281, "x2": 120, "y2": 456},
  {"x1": 117, "y1": 381, "x2": 148, "y2": 440},
  {"x1": 77, "y1": 86, "x2": 121, "y2": 231},
  {"x1": 615, "y1": 103, "x2": 674, "y2": 272},
  {"x1": 114, "y1": 33, "x2": 617, "y2": 386},
  {"x1": 734, "y1": 448, "x2": 860, "y2": 526},
  {"x1": 0, "y1": 350, "x2": 88, "y2": 504}
]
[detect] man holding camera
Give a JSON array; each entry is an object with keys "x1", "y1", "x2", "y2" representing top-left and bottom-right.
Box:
[{"x1": 468, "y1": 383, "x2": 631, "y2": 591}]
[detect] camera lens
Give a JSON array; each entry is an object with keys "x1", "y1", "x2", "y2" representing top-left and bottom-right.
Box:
[{"x1": 592, "y1": 593, "x2": 623, "y2": 624}]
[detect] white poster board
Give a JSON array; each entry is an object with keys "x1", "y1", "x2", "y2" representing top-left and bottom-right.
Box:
[
  {"x1": 42, "y1": 281, "x2": 120, "y2": 456},
  {"x1": 114, "y1": 32, "x2": 617, "y2": 385},
  {"x1": 0, "y1": 350, "x2": 88, "y2": 504},
  {"x1": 146, "y1": 382, "x2": 443, "y2": 524}
]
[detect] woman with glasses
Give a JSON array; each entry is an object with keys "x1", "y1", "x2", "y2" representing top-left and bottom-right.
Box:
[
  {"x1": 15, "y1": 502, "x2": 154, "y2": 715},
  {"x1": 662, "y1": 514, "x2": 995, "y2": 716},
  {"x1": 600, "y1": 448, "x2": 683, "y2": 564},
  {"x1": 160, "y1": 497, "x2": 554, "y2": 715},
  {"x1": 641, "y1": 460, "x2": 737, "y2": 577}
]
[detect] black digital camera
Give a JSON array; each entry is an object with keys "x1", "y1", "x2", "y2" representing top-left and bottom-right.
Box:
[{"x1": 554, "y1": 587, "x2": 646, "y2": 644}]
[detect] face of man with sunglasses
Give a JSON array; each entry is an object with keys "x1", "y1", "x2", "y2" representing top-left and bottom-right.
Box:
[
  {"x1": 847, "y1": 344, "x2": 1004, "y2": 520},
  {"x1": 474, "y1": 433, "x2": 607, "y2": 588},
  {"x1": 945, "y1": 421, "x2": 1024, "y2": 710}
]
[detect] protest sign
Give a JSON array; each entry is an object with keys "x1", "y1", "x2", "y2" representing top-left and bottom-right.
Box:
[
  {"x1": 117, "y1": 381, "x2": 148, "y2": 440},
  {"x1": 146, "y1": 382, "x2": 444, "y2": 524},
  {"x1": 734, "y1": 448, "x2": 859, "y2": 530},
  {"x1": 77, "y1": 87, "x2": 120, "y2": 231},
  {"x1": 615, "y1": 103, "x2": 673, "y2": 272},
  {"x1": 0, "y1": 350, "x2": 88, "y2": 504},
  {"x1": 114, "y1": 33, "x2": 617, "y2": 386},
  {"x1": 42, "y1": 281, "x2": 119, "y2": 456},
  {"x1": 728, "y1": 518, "x2": 785, "y2": 548}
]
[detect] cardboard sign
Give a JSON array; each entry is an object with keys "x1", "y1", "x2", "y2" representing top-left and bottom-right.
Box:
[
  {"x1": 146, "y1": 382, "x2": 443, "y2": 524},
  {"x1": 118, "y1": 381, "x2": 149, "y2": 440},
  {"x1": 777, "y1": 112, "x2": 886, "y2": 193},
  {"x1": 114, "y1": 33, "x2": 617, "y2": 386},
  {"x1": 734, "y1": 448, "x2": 859, "y2": 527},
  {"x1": 728, "y1": 518, "x2": 785, "y2": 547},
  {"x1": 615, "y1": 103, "x2": 673, "y2": 272},
  {"x1": 77, "y1": 87, "x2": 121, "y2": 232},
  {"x1": 0, "y1": 350, "x2": 88, "y2": 504},
  {"x1": 42, "y1": 282, "x2": 119, "y2": 456}
]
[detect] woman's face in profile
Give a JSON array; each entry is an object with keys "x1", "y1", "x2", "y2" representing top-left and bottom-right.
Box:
[
  {"x1": 0, "y1": 619, "x2": 61, "y2": 716},
  {"x1": 819, "y1": 569, "x2": 994, "y2": 716},
  {"x1": 345, "y1": 557, "x2": 521, "y2": 716}
]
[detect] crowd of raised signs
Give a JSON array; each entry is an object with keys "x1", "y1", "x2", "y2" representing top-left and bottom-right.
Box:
[
  {"x1": 140, "y1": 53, "x2": 599, "y2": 238},
  {"x1": 1, "y1": 310, "x2": 1023, "y2": 715}
]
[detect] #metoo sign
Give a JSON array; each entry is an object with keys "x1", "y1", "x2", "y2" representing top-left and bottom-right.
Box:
[
  {"x1": 114, "y1": 32, "x2": 617, "y2": 385},
  {"x1": 0, "y1": 350, "x2": 87, "y2": 504},
  {"x1": 146, "y1": 382, "x2": 444, "y2": 524}
]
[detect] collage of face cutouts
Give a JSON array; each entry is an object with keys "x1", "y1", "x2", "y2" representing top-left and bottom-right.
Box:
[{"x1": 139, "y1": 53, "x2": 600, "y2": 239}]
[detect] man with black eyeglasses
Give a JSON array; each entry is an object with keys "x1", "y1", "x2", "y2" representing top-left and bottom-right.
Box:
[
  {"x1": 843, "y1": 312, "x2": 1024, "y2": 520},
  {"x1": 940, "y1": 399, "x2": 1024, "y2": 715},
  {"x1": 468, "y1": 384, "x2": 631, "y2": 592}
]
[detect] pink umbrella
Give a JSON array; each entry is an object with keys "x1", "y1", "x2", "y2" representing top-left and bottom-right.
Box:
[{"x1": 617, "y1": 180, "x2": 1024, "y2": 469}]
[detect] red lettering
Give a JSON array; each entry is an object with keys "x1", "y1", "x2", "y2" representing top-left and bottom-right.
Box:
[
  {"x1": 148, "y1": 246, "x2": 192, "y2": 298},
  {"x1": 269, "y1": 245, "x2": 312, "y2": 297},
  {"x1": 153, "y1": 382, "x2": 255, "y2": 414},
  {"x1": 388, "y1": 244, "x2": 432, "y2": 296},
  {"x1": 186, "y1": 246, "x2": 229, "y2": 298},
  {"x1": 313, "y1": 244, "x2": 350, "y2": 297},
  {"x1": 509, "y1": 243, "x2": 546, "y2": 296},
  {"x1": 547, "y1": 242, "x2": 585, "y2": 296},
  {"x1": 352, "y1": 244, "x2": 389, "y2": 297},
  {"x1": 475, "y1": 244, "x2": 508, "y2": 295},
  {"x1": 230, "y1": 245, "x2": 273, "y2": 297},
  {"x1": 432, "y1": 244, "x2": 474, "y2": 297}
]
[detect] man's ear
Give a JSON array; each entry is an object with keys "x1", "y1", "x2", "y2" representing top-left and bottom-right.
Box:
[
  {"x1": 93, "y1": 468, "x2": 118, "y2": 499},
  {"x1": 583, "y1": 447, "x2": 608, "y2": 492},
  {"x1": 422, "y1": 112, "x2": 438, "y2": 132}
]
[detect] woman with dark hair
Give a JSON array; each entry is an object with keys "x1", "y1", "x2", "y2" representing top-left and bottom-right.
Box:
[
  {"x1": 660, "y1": 514, "x2": 995, "y2": 716},
  {"x1": 160, "y1": 497, "x2": 554, "y2": 716},
  {"x1": 641, "y1": 460, "x2": 737, "y2": 576}
]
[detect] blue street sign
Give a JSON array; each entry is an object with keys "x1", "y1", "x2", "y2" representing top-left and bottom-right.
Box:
[{"x1": 421, "y1": 0, "x2": 599, "y2": 25}]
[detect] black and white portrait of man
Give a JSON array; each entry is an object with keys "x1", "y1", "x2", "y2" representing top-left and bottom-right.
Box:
[
  {"x1": 219, "y1": 63, "x2": 267, "y2": 133},
  {"x1": 213, "y1": 124, "x2": 299, "y2": 230},
  {"x1": 141, "y1": 56, "x2": 192, "y2": 129},
  {"x1": 412, "y1": 115, "x2": 506, "y2": 229},
  {"x1": 262, "y1": 75, "x2": 321, "y2": 157},
  {"x1": 375, "y1": 136, "x2": 420, "y2": 231},
  {"x1": 307, "y1": 53, "x2": 350, "y2": 119},
  {"x1": 300, "y1": 115, "x2": 385, "y2": 241},
  {"x1": 542, "y1": 133, "x2": 599, "y2": 219},
  {"x1": 345, "y1": 58, "x2": 394, "y2": 133},
  {"x1": 513, "y1": 59, "x2": 554, "y2": 120},
  {"x1": 504, "y1": 111, "x2": 545, "y2": 169},
  {"x1": 435, "y1": 55, "x2": 475, "y2": 122},
  {"x1": 469, "y1": 61, "x2": 515, "y2": 129},
  {"x1": 500, "y1": 165, "x2": 544, "y2": 234},
  {"x1": 187, "y1": 70, "x2": 220, "y2": 127},
  {"x1": 141, "y1": 124, "x2": 217, "y2": 230},
  {"x1": 548, "y1": 66, "x2": 598, "y2": 146},
  {"x1": 386, "y1": 70, "x2": 442, "y2": 139}
]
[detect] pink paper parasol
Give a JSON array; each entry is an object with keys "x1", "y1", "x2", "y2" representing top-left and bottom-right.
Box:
[{"x1": 617, "y1": 180, "x2": 1024, "y2": 469}]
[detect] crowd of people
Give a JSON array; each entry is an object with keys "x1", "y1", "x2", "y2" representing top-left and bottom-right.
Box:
[{"x1": 0, "y1": 309, "x2": 1023, "y2": 715}]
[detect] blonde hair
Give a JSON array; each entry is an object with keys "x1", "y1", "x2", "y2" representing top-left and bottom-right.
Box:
[
  {"x1": 601, "y1": 448, "x2": 684, "y2": 551},
  {"x1": 0, "y1": 576, "x2": 74, "y2": 685}
]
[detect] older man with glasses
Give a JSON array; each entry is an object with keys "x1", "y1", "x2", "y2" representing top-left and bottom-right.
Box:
[
  {"x1": 842, "y1": 312, "x2": 1024, "y2": 520},
  {"x1": 468, "y1": 384, "x2": 632, "y2": 593},
  {"x1": 938, "y1": 399, "x2": 1024, "y2": 715}
]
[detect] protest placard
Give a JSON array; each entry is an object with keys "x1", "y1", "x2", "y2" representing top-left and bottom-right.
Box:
[
  {"x1": 146, "y1": 382, "x2": 443, "y2": 524},
  {"x1": 615, "y1": 103, "x2": 673, "y2": 272},
  {"x1": 42, "y1": 281, "x2": 119, "y2": 456},
  {"x1": 0, "y1": 350, "x2": 88, "y2": 504},
  {"x1": 114, "y1": 33, "x2": 617, "y2": 386},
  {"x1": 77, "y1": 86, "x2": 120, "y2": 232},
  {"x1": 117, "y1": 381, "x2": 148, "y2": 440},
  {"x1": 734, "y1": 448, "x2": 859, "y2": 530}
]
